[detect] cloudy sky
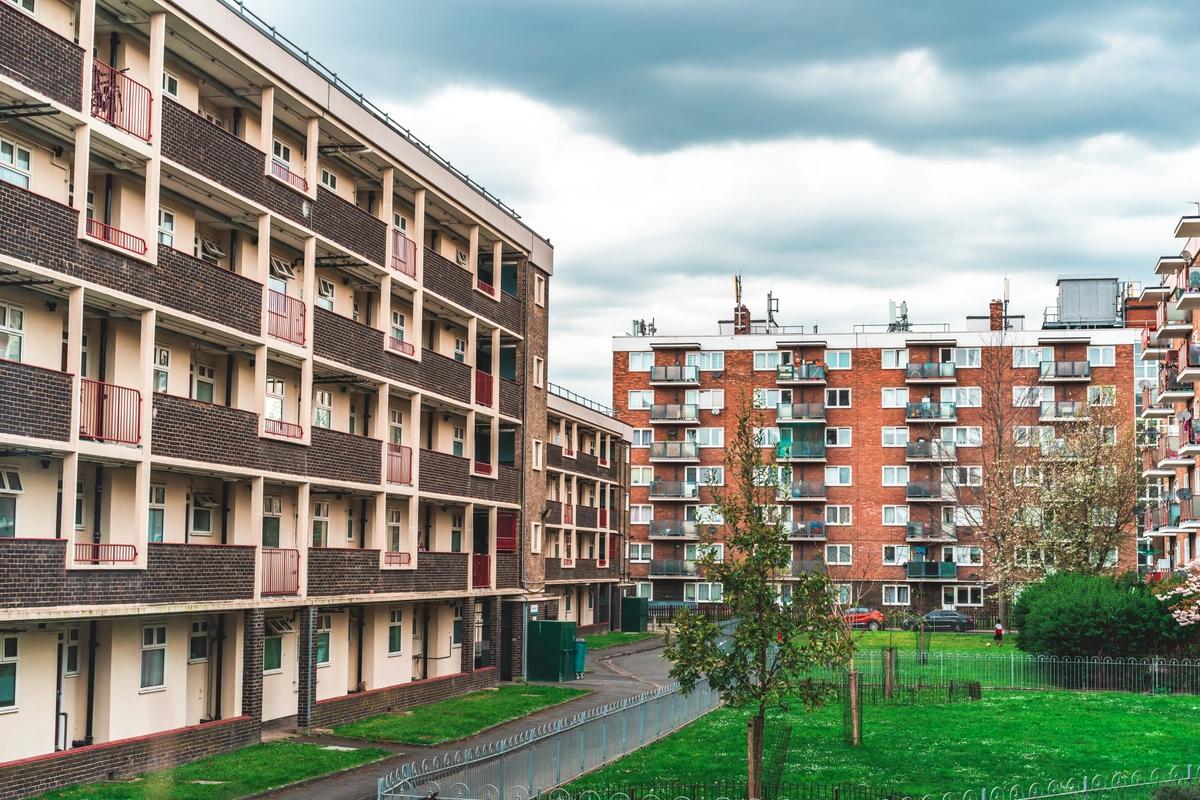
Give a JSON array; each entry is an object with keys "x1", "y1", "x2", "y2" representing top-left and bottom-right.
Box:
[{"x1": 256, "y1": 0, "x2": 1194, "y2": 404}]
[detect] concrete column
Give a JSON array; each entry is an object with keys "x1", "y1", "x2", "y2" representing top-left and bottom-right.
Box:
[
  {"x1": 411, "y1": 393, "x2": 423, "y2": 488},
  {"x1": 133, "y1": 308, "x2": 156, "y2": 564},
  {"x1": 304, "y1": 117, "x2": 319, "y2": 196},
  {"x1": 459, "y1": 600, "x2": 476, "y2": 673},
  {"x1": 376, "y1": 382, "x2": 390, "y2": 488},
  {"x1": 381, "y1": 166, "x2": 395, "y2": 262},
  {"x1": 378, "y1": 274, "x2": 392, "y2": 338},
  {"x1": 371, "y1": 491, "x2": 388, "y2": 554},
  {"x1": 468, "y1": 225, "x2": 479, "y2": 280},
  {"x1": 466, "y1": 409, "x2": 477, "y2": 463},
  {"x1": 412, "y1": 188, "x2": 426, "y2": 356},
  {"x1": 59, "y1": 453, "x2": 79, "y2": 548},
  {"x1": 492, "y1": 240, "x2": 503, "y2": 296},
  {"x1": 488, "y1": 505, "x2": 498, "y2": 586},
  {"x1": 65, "y1": 286, "x2": 83, "y2": 441},
  {"x1": 259, "y1": 86, "x2": 275, "y2": 158},
  {"x1": 71, "y1": 126, "x2": 90, "y2": 235},
  {"x1": 253, "y1": 344, "x2": 267, "y2": 432},
  {"x1": 249, "y1": 476, "x2": 264, "y2": 595},
  {"x1": 300, "y1": 237, "x2": 316, "y2": 444},
  {"x1": 77, "y1": 0, "x2": 96, "y2": 104},
  {"x1": 145, "y1": 12, "x2": 165, "y2": 149}
]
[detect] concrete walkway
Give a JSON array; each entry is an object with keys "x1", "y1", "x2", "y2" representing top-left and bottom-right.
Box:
[{"x1": 262, "y1": 638, "x2": 671, "y2": 800}]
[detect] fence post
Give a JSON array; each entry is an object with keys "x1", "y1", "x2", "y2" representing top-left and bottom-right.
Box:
[{"x1": 555, "y1": 732, "x2": 562, "y2": 786}]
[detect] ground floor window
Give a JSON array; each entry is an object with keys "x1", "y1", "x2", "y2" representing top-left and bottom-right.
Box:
[
  {"x1": 188, "y1": 620, "x2": 209, "y2": 662},
  {"x1": 452, "y1": 604, "x2": 462, "y2": 645},
  {"x1": 635, "y1": 582, "x2": 652, "y2": 599},
  {"x1": 882, "y1": 584, "x2": 910, "y2": 605},
  {"x1": 0, "y1": 635, "x2": 16, "y2": 708},
  {"x1": 685, "y1": 582, "x2": 723, "y2": 603},
  {"x1": 140, "y1": 625, "x2": 167, "y2": 690},
  {"x1": 943, "y1": 585, "x2": 983, "y2": 607},
  {"x1": 264, "y1": 636, "x2": 282, "y2": 673},
  {"x1": 388, "y1": 609, "x2": 404, "y2": 655},
  {"x1": 315, "y1": 614, "x2": 332, "y2": 666}
]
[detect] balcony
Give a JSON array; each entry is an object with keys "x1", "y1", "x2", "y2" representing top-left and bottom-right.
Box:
[
  {"x1": 783, "y1": 481, "x2": 826, "y2": 501},
  {"x1": 387, "y1": 443, "x2": 413, "y2": 484},
  {"x1": 649, "y1": 559, "x2": 699, "y2": 578},
  {"x1": 907, "y1": 560, "x2": 957, "y2": 580},
  {"x1": 648, "y1": 520, "x2": 700, "y2": 539},
  {"x1": 262, "y1": 548, "x2": 300, "y2": 595},
  {"x1": 776, "y1": 402, "x2": 825, "y2": 423},
  {"x1": 906, "y1": 520, "x2": 957, "y2": 541},
  {"x1": 79, "y1": 378, "x2": 141, "y2": 445},
  {"x1": 475, "y1": 370, "x2": 495, "y2": 407},
  {"x1": 472, "y1": 553, "x2": 492, "y2": 589},
  {"x1": 791, "y1": 559, "x2": 828, "y2": 576},
  {"x1": 649, "y1": 404, "x2": 700, "y2": 425},
  {"x1": 776, "y1": 364, "x2": 826, "y2": 385},
  {"x1": 74, "y1": 542, "x2": 137, "y2": 565},
  {"x1": 308, "y1": 549, "x2": 468, "y2": 595},
  {"x1": 1141, "y1": 326, "x2": 1168, "y2": 361},
  {"x1": 905, "y1": 402, "x2": 956, "y2": 423},
  {"x1": 649, "y1": 365, "x2": 700, "y2": 386},
  {"x1": 85, "y1": 218, "x2": 147, "y2": 256},
  {"x1": 476, "y1": 275, "x2": 497, "y2": 297},
  {"x1": 1156, "y1": 303, "x2": 1191, "y2": 342},
  {"x1": 1039, "y1": 400, "x2": 1089, "y2": 422},
  {"x1": 264, "y1": 418, "x2": 303, "y2": 440},
  {"x1": 786, "y1": 520, "x2": 827, "y2": 540},
  {"x1": 0, "y1": 361, "x2": 72, "y2": 442},
  {"x1": 383, "y1": 551, "x2": 412, "y2": 566},
  {"x1": 1140, "y1": 386, "x2": 1174, "y2": 419},
  {"x1": 1151, "y1": 431, "x2": 1196, "y2": 469},
  {"x1": 648, "y1": 479, "x2": 700, "y2": 501},
  {"x1": 391, "y1": 229, "x2": 417, "y2": 277},
  {"x1": 0, "y1": 1, "x2": 84, "y2": 110},
  {"x1": 905, "y1": 362, "x2": 957, "y2": 383},
  {"x1": 1144, "y1": 503, "x2": 1181, "y2": 535},
  {"x1": 906, "y1": 440, "x2": 956, "y2": 462},
  {"x1": 1177, "y1": 342, "x2": 1200, "y2": 383},
  {"x1": 90, "y1": 58, "x2": 152, "y2": 141},
  {"x1": 906, "y1": 480, "x2": 956, "y2": 502},
  {"x1": 270, "y1": 159, "x2": 308, "y2": 192},
  {"x1": 1172, "y1": 267, "x2": 1200, "y2": 311},
  {"x1": 1038, "y1": 361, "x2": 1091, "y2": 382},
  {"x1": 1159, "y1": 363, "x2": 1194, "y2": 402},
  {"x1": 648, "y1": 441, "x2": 701, "y2": 462},
  {"x1": 387, "y1": 335, "x2": 415, "y2": 356},
  {"x1": 268, "y1": 290, "x2": 306, "y2": 345},
  {"x1": 776, "y1": 440, "x2": 826, "y2": 461}
]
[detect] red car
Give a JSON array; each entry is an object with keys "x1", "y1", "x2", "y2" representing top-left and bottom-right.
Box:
[{"x1": 843, "y1": 607, "x2": 885, "y2": 630}]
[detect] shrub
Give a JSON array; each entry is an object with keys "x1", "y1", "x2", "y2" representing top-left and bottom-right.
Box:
[
  {"x1": 1153, "y1": 784, "x2": 1200, "y2": 800},
  {"x1": 1013, "y1": 572, "x2": 1182, "y2": 657}
]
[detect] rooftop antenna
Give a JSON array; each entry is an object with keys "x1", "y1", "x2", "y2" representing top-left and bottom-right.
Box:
[
  {"x1": 1003, "y1": 276, "x2": 1011, "y2": 331},
  {"x1": 734, "y1": 275, "x2": 743, "y2": 306},
  {"x1": 1190, "y1": 201, "x2": 1200, "y2": 216},
  {"x1": 766, "y1": 290, "x2": 780, "y2": 331}
]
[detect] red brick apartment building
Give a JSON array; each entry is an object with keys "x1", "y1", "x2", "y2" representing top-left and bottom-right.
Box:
[
  {"x1": 0, "y1": 0, "x2": 627, "y2": 795},
  {"x1": 614, "y1": 279, "x2": 1142, "y2": 615}
]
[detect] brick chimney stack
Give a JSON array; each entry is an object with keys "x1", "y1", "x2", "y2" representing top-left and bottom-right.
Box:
[
  {"x1": 733, "y1": 302, "x2": 751, "y2": 335},
  {"x1": 989, "y1": 299, "x2": 1005, "y2": 331}
]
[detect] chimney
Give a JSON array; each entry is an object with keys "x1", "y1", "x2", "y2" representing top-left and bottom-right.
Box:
[
  {"x1": 988, "y1": 299, "x2": 1004, "y2": 331},
  {"x1": 733, "y1": 303, "x2": 751, "y2": 335}
]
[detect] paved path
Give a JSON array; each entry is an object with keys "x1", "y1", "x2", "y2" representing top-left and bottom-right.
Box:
[{"x1": 263, "y1": 638, "x2": 671, "y2": 800}]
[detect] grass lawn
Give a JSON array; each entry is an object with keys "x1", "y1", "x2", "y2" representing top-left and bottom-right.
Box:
[
  {"x1": 333, "y1": 684, "x2": 591, "y2": 745},
  {"x1": 584, "y1": 631, "x2": 657, "y2": 650},
  {"x1": 34, "y1": 741, "x2": 388, "y2": 800},
  {"x1": 570, "y1": 691, "x2": 1200, "y2": 796},
  {"x1": 853, "y1": 630, "x2": 1018, "y2": 653}
]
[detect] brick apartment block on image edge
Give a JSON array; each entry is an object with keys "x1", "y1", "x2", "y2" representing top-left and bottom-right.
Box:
[
  {"x1": 0, "y1": 0, "x2": 629, "y2": 795},
  {"x1": 614, "y1": 279, "x2": 1145, "y2": 615}
]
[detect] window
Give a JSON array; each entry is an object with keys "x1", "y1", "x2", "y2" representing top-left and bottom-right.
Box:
[
  {"x1": 1013, "y1": 466, "x2": 1043, "y2": 486},
  {"x1": 941, "y1": 427, "x2": 982, "y2": 447},
  {"x1": 315, "y1": 614, "x2": 331, "y2": 666},
  {"x1": 630, "y1": 505, "x2": 653, "y2": 524},
  {"x1": 1015, "y1": 425, "x2": 1054, "y2": 448},
  {"x1": 685, "y1": 543, "x2": 724, "y2": 562},
  {"x1": 882, "y1": 427, "x2": 909, "y2": 447},
  {"x1": 825, "y1": 389, "x2": 851, "y2": 408},
  {"x1": 825, "y1": 505, "x2": 851, "y2": 525},
  {"x1": 627, "y1": 390, "x2": 654, "y2": 410},
  {"x1": 188, "y1": 620, "x2": 209, "y2": 662},
  {"x1": 753, "y1": 351, "x2": 790, "y2": 371},
  {"x1": 0, "y1": 137, "x2": 32, "y2": 190},
  {"x1": 1087, "y1": 346, "x2": 1115, "y2": 367},
  {"x1": 1013, "y1": 347, "x2": 1052, "y2": 368},
  {"x1": 686, "y1": 351, "x2": 725, "y2": 371},
  {"x1": 148, "y1": 483, "x2": 165, "y2": 544},
  {"x1": 140, "y1": 625, "x2": 167, "y2": 690},
  {"x1": 632, "y1": 429, "x2": 653, "y2": 448},
  {"x1": 533, "y1": 357, "x2": 545, "y2": 388},
  {"x1": 832, "y1": 584, "x2": 852, "y2": 605},
  {"x1": 456, "y1": 249, "x2": 469, "y2": 267},
  {"x1": 628, "y1": 542, "x2": 652, "y2": 562},
  {"x1": 815, "y1": 428, "x2": 848, "y2": 449},
  {"x1": 946, "y1": 466, "x2": 982, "y2": 487},
  {"x1": 272, "y1": 139, "x2": 292, "y2": 166},
  {"x1": 942, "y1": 545, "x2": 983, "y2": 566},
  {"x1": 157, "y1": 208, "x2": 176, "y2": 247},
  {"x1": 265, "y1": 377, "x2": 285, "y2": 422},
  {"x1": 635, "y1": 582, "x2": 653, "y2": 599},
  {"x1": 73, "y1": 479, "x2": 84, "y2": 529},
  {"x1": 152, "y1": 346, "x2": 170, "y2": 393},
  {"x1": 685, "y1": 389, "x2": 724, "y2": 410},
  {"x1": 686, "y1": 466, "x2": 724, "y2": 486},
  {"x1": 452, "y1": 426, "x2": 465, "y2": 458},
  {"x1": 754, "y1": 388, "x2": 791, "y2": 408},
  {"x1": 1012, "y1": 386, "x2": 1051, "y2": 407},
  {"x1": 883, "y1": 585, "x2": 911, "y2": 605},
  {"x1": 0, "y1": 301, "x2": 24, "y2": 361},
  {"x1": 882, "y1": 466, "x2": 909, "y2": 486},
  {"x1": 943, "y1": 585, "x2": 984, "y2": 606},
  {"x1": 686, "y1": 505, "x2": 724, "y2": 524},
  {"x1": 162, "y1": 71, "x2": 180, "y2": 98},
  {"x1": 191, "y1": 493, "x2": 216, "y2": 536},
  {"x1": 0, "y1": 636, "x2": 15, "y2": 709},
  {"x1": 313, "y1": 390, "x2": 332, "y2": 429},
  {"x1": 825, "y1": 466, "x2": 852, "y2": 486},
  {"x1": 184, "y1": 360, "x2": 215, "y2": 405},
  {"x1": 881, "y1": 349, "x2": 909, "y2": 369},
  {"x1": 881, "y1": 388, "x2": 909, "y2": 408},
  {"x1": 263, "y1": 633, "x2": 283, "y2": 673},
  {"x1": 753, "y1": 428, "x2": 781, "y2": 448},
  {"x1": 320, "y1": 168, "x2": 337, "y2": 190},
  {"x1": 63, "y1": 627, "x2": 80, "y2": 677},
  {"x1": 312, "y1": 502, "x2": 330, "y2": 548},
  {"x1": 534, "y1": 274, "x2": 546, "y2": 307},
  {"x1": 316, "y1": 278, "x2": 335, "y2": 311},
  {"x1": 454, "y1": 338, "x2": 467, "y2": 363},
  {"x1": 685, "y1": 582, "x2": 724, "y2": 603},
  {"x1": 825, "y1": 544, "x2": 852, "y2": 565},
  {"x1": 631, "y1": 466, "x2": 654, "y2": 486},
  {"x1": 628, "y1": 351, "x2": 654, "y2": 372},
  {"x1": 1101, "y1": 426, "x2": 1117, "y2": 446},
  {"x1": 954, "y1": 506, "x2": 983, "y2": 527},
  {"x1": 1088, "y1": 385, "x2": 1116, "y2": 406},
  {"x1": 383, "y1": 609, "x2": 404, "y2": 655},
  {"x1": 532, "y1": 439, "x2": 543, "y2": 470},
  {"x1": 7, "y1": 0, "x2": 34, "y2": 14},
  {"x1": 882, "y1": 505, "x2": 910, "y2": 526},
  {"x1": 530, "y1": 522, "x2": 542, "y2": 554},
  {"x1": 941, "y1": 387, "x2": 981, "y2": 407},
  {"x1": 825, "y1": 350, "x2": 851, "y2": 369},
  {"x1": 691, "y1": 427, "x2": 725, "y2": 448},
  {"x1": 945, "y1": 347, "x2": 981, "y2": 368},
  {"x1": 882, "y1": 545, "x2": 911, "y2": 565}
]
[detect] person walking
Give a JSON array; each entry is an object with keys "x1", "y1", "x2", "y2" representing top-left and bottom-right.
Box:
[{"x1": 993, "y1": 621, "x2": 1004, "y2": 645}]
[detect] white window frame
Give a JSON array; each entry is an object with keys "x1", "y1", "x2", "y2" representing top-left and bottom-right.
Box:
[
  {"x1": 685, "y1": 466, "x2": 724, "y2": 486},
  {"x1": 881, "y1": 349, "x2": 909, "y2": 369},
  {"x1": 882, "y1": 466, "x2": 910, "y2": 486},
  {"x1": 140, "y1": 625, "x2": 167, "y2": 691},
  {"x1": 534, "y1": 274, "x2": 546, "y2": 307},
  {"x1": 0, "y1": 300, "x2": 24, "y2": 362},
  {"x1": 825, "y1": 350, "x2": 852, "y2": 370},
  {"x1": 162, "y1": 70, "x2": 180, "y2": 98},
  {"x1": 942, "y1": 386, "x2": 981, "y2": 408},
  {"x1": 627, "y1": 390, "x2": 654, "y2": 410},
  {"x1": 387, "y1": 609, "x2": 404, "y2": 656},
  {"x1": 533, "y1": 356, "x2": 545, "y2": 388},
  {"x1": 685, "y1": 582, "x2": 724, "y2": 603},
  {"x1": 157, "y1": 208, "x2": 176, "y2": 247},
  {"x1": 753, "y1": 351, "x2": 790, "y2": 371},
  {"x1": 1088, "y1": 385, "x2": 1116, "y2": 407},
  {"x1": 824, "y1": 465, "x2": 852, "y2": 486},
  {"x1": 316, "y1": 278, "x2": 335, "y2": 311},
  {"x1": 882, "y1": 427, "x2": 909, "y2": 447},
  {"x1": 882, "y1": 505, "x2": 910, "y2": 526},
  {"x1": 0, "y1": 635, "x2": 16, "y2": 709},
  {"x1": 685, "y1": 389, "x2": 724, "y2": 410},
  {"x1": 628, "y1": 352, "x2": 654, "y2": 372},
  {"x1": 630, "y1": 466, "x2": 654, "y2": 486},
  {"x1": 881, "y1": 388, "x2": 909, "y2": 408},
  {"x1": 943, "y1": 585, "x2": 984, "y2": 607},
  {"x1": 882, "y1": 584, "x2": 911, "y2": 606},
  {"x1": 824, "y1": 543, "x2": 852, "y2": 565},
  {"x1": 188, "y1": 619, "x2": 209, "y2": 664},
  {"x1": 941, "y1": 426, "x2": 982, "y2": 447},
  {"x1": 0, "y1": 136, "x2": 32, "y2": 190},
  {"x1": 686, "y1": 351, "x2": 725, "y2": 371},
  {"x1": 630, "y1": 505, "x2": 653, "y2": 525},
  {"x1": 320, "y1": 168, "x2": 338, "y2": 191},
  {"x1": 1012, "y1": 347, "x2": 1053, "y2": 368},
  {"x1": 692, "y1": 427, "x2": 725, "y2": 448},
  {"x1": 882, "y1": 545, "x2": 911, "y2": 566},
  {"x1": 632, "y1": 429, "x2": 653, "y2": 448},
  {"x1": 825, "y1": 505, "x2": 851, "y2": 526},
  {"x1": 530, "y1": 522, "x2": 542, "y2": 555},
  {"x1": 1087, "y1": 346, "x2": 1115, "y2": 367},
  {"x1": 825, "y1": 427, "x2": 852, "y2": 447},
  {"x1": 532, "y1": 439, "x2": 543, "y2": 471},
  {"x1": 315, "y1": 613, "x2": 332, "y2": 666},
  {"x1": 825, "y1": 388, "x2": 851, "y2": 408},
  {"x1": 628, "y1": 542, "x2": 652, "y2": 562}
]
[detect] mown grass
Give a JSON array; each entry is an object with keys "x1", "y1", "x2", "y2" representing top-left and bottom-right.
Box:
[
  {"x1": 570, "y1": 691, "x2": 1200, "y2": 796},
  {"x1": 853, "y1": 630, "x2": 1018, "y2": 653},
  {"x1": 332, "y1": 684, "x2": 591, "y2": 745},
  {"x1": 584, "y1": 631, "x2": 657, "y2": 650},
  {"x1": 34, "y1": 741, "x2": 389, "y2": 800}
]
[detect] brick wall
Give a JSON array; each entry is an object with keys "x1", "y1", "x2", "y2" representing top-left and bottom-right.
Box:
[
  {"x1": 155, "y1": 245, "x2": 262, "y2": 335},
  {"x1": 423, "y1": 248, "x2": 523, "y2": 333},
  {"x1": 547, "y1": 444, "x2": 619, "y2": 482},
  {"x1": 495, "y1": 552, "x2": 520, "y2": 588},
  {"x1": 296, "y1": 606, "x2": 317, "y2": 729},
  {"x1": 306, "y1": 549, "x2": 468, "y2": 596},
  {"x1": 310, "y1": 667, "x2": 498, "y2": 728},
  {"x1": 0, "y1": 716, "x2": 258, "y2": 800},
  {"x1": 0, "y1": 360, "x2": 72, "y2": 441},
  {"x1": 0, "y1": 2, "x2": 83, "y2": 110},
  {"x1": 576, "y1": 506, "x2": 598, "y2": 529},
  {"x1": 0, "y1": 539, "x2": 255, "y2": 609},
  {"x1": 499, "y1": 378, "x2": 522, "y2": 418},
  {"x1": 242, "y1": 609, "x2": 264, "y2": 722},
  {"x1": 309, "y1": 427, "x2": 382, "y2": 484},
  {"x1": 543, "y1": 558, "x2": 614, "y2": 583},
  {"x1": 418, "y1": 449, "x2": 520, "y2": 504},
  {"x1": 312, "y1": 186, "x2": 386, "y2": 265},
  {"x1": 459, "y1": 599, "x2": 476, "y2": 672}
]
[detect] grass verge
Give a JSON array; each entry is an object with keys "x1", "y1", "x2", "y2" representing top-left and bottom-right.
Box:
[
  {"x1": 853, "y1": 630, "x2": 1018, "y2": 653},
  {"x1": 332, "y1": 684, "x2": 591, "y2": 745},
  {"x1": 34, "y1": 741, "x2": 389, "y2": 800},
  {"x1": 584, "y1": 631, "x2": 657, "y2": 650}
]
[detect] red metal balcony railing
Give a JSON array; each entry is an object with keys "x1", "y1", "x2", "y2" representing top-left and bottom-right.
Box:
[
  {"x1": 267, "y1": 290, "x2": 306, "y2": 345},
  {"x1": 599, "y1": 508, "x2": 609, "y2": 529},
  {"x1": 75, "y1": 542, "x2": 137, "y2": 564},
  {"x1": 477, "y1": 276, "x2": 496, "y2": 296},
  {"x1": 475, "y1": 370, "x2": 494, "y2": 406},
  {"x1": 388, "y1": 335, "x2": 415, "y2": 356},
  {"x1": 261, "y1": 547, "x2": 299, "y2": 595},
  {"x1": 473, "y1": 460, "x2": 493, "y2": 475},
  {"x1": 84, "y1": 218, "x2": 148, "y2": 255},
  {"x1": 471, "y1": 553, "x2": 491, "y2": 588},
  {"x1": 79, "y1": 378, "x2": 141, "y2": 444},
  {"x1": 90, "y1": 59, "x2": 152, "y2": 141},
  {"x1": 564, "y1": 504, "x2": 575, "y2": 525},
  {"x1": 387, "y1": 443, "x2": 413, "y2": 484},
  {"x1": 391, "y1": 229, "x2": 417, "y2": 277},
  {"x1": 383, "y1": 551, "x2": 412, "y2": 566},
  {"x1": 497, "y1": 513, "x2": 518, "y2": 552},
  {"x1": 270, "y1": 159, "x2": 308, "y2": 192},
  {"x1": 264, "y1": 418, "x2": 303, "y2": 439}
]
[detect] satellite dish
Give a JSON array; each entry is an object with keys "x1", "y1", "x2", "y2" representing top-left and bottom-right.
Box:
[
  {"x1": 1178, "y1": 488, "x2": 1193, "y2": 501},
  {"x1": 1180, "y1": 410, "x2": 1193, "y2": 423}
]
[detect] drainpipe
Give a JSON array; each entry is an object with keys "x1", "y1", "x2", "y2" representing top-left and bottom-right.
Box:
[
  {"x1": 228, "y1": 230, "x2": 238, "y2": 274},
  {"x1": 212, "y1": 614, "x2": 225, "y2": 720},
  {"x1": 357, "y1": 499, "x2": 366, "y2": 549},
  {"x1": 421, "y1": 605, "x2": 430, "y2": 679},
  {"x1": 232, "y1": 107, "x2": 242, "y2": 138},
  {"x1": 354, "y1": 606, "x2": 364, "y2": 692},
  {"x1": 82, "y1": 620, "x2": 97, "y2": 745},
  {"x1": 219, "y1": 482, "x2": 230, "y2": 545},
  {"x1": 107, "y1": 32, "x2": 117, "y2": 70},
  {"x1": 54, "y1": 636, "x2": 64, "y2": 749},
  {"x1": 101, "y1": 172, "x2": 113, "y2": 228}
]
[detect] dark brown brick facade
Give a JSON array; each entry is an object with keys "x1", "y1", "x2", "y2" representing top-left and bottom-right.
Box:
[
  {"x1": 418, "y1": 449, "x2": 519, "y2": 504},
  {"x1": 306, "y1": 549, "x2": 469, "y2": 596},
  {"x1": 547, "y1": 443, "x2": 618, "y2": 482},
  {"x1": 313, "y1": 186, "x2": 387, "y2": 265},
  {"x1": 423, "y1": 249, "x2": 523, "y2": 333},
  {"x1": 499, "y1": 377, "x2": 522, "y2": 418},
  {"x1": 310, "y1": 667, "x2": 498, "y2": 728},
  {"x1": 543, "y1": 557, "x2": 614, "y2": 583},
  {"x1": 0, "y1": 359, "x2": 72, "y2": 441},
  {"x1": 154, "y1": 245, "x2": 263, "y2": 335},
  {"x1": 495, "y1": 552, "x2": 520, "y2": 588},
  {"x1": 0, "y1": 2, "x2": 83, "y2": 111},
  {"x1": 0, "y1": 539, "x2": 255, "y2": 609}
]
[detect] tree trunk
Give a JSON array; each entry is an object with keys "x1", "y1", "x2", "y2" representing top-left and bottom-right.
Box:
[
  {"x1": 883, "y1": 647, "x2": 895, "y2": 698},
  {"x1": 747, "y1": 709, "x2": 764, "y2": 799},
  {"x1": 847, "y1": 669, "x2": 862, "y2": 746},
  {"x1": 997, "y1": 580, "x2": 1007, "y2": 627}
]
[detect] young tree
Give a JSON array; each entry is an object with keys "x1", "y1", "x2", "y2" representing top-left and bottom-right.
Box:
[{"x1": 664, "y1": 396, "x2": 850, "y2": 799}]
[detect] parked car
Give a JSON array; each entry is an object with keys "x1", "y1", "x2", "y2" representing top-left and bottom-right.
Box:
[
  {"x1": 902, "y1": 609, "x2": 975, "y2": 632},
  {"x1": 842, "y1": 607, "x2": 886, "y2": 630}
]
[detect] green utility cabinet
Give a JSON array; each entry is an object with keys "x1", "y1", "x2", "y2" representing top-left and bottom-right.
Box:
[
  {"x1": 621, "y1": 596, "x2": 649, "y2": 632},
  {"x1": 526, "y1": 620, "x2": 578, "y2": 682},
  {"x1": 573, "y1": 639, "x2": 588, "y2": 678}
]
